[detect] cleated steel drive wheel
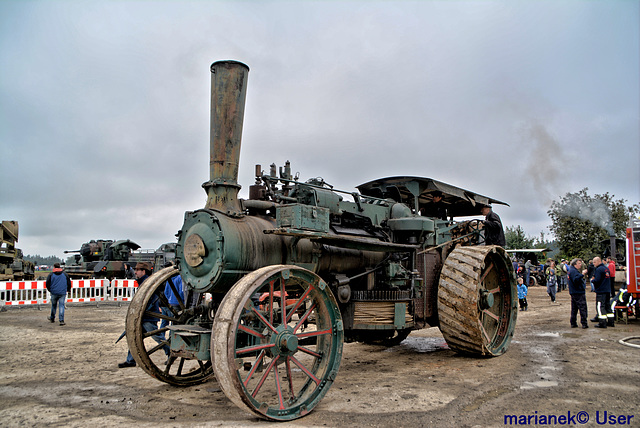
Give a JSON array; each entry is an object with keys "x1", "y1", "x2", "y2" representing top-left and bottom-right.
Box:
[
  {"x1": 126, "y1": 266, "x2": 214, "y2": 386},
  {"x1": 212, "y1": 265, "x2": 343, "y2": 421},
  {"x1": 438, "y1": 246, "x2": 517, "y2": 356}
]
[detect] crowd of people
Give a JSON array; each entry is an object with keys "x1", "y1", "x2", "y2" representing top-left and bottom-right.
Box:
[{"x1": 512, "y1": 255, "x2": 636, "y2": 329}]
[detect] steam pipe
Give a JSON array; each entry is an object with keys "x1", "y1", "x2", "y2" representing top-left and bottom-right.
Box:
[{"x1": 202, "y1": 60, "x2": 250, "y2": 214}]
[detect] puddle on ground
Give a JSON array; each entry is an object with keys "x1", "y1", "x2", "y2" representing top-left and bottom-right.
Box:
[
  {"x1": 521, "y1": 380, "x2": 559, "y2": 389},
  {"x1": 384, "y1": 336, "x2": 449, "y2": 353},
  {"x1": 536, "y1": 332, "x2": 560, "y2": 338}
]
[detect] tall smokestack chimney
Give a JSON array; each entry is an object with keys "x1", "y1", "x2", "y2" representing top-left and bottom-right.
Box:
[{"x1": 203, "y1": 60, "x2": 250, "y2": 214}]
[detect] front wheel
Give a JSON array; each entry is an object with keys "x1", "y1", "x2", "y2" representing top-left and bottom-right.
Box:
[{"x1": 212, "y1": 265, "x2": 343, "y2": 421}]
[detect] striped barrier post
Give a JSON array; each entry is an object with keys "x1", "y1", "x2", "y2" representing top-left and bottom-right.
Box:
[
  {"x1": 0, "y1": 281, "x2": 48, "y2": 306},
  {"x1": 111, "y1": 279, "x2": 139, "y2": 301},
  {"x1": 68, "y1": 279, "x2": 109, "y2": 303}
]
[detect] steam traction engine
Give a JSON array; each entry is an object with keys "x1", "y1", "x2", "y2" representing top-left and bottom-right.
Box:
[{"x1": 125, "y1": 61, "x2": 517, "y2": 421}]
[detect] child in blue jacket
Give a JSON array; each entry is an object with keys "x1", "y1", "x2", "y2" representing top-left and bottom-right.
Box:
[{"x1": 517, "y1": 277, "x2": 528, "y2": 311}]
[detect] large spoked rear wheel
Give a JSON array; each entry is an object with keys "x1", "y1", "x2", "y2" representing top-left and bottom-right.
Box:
[
  {"x1": 212, "y1": 265, "x2": 343, "y2": 421},
  {"x1": 438, "y1": 246, "x2": 517, "y2": 356},
  {"x1": 126, "y1": 266, "x2": 214, "y2": 386}
]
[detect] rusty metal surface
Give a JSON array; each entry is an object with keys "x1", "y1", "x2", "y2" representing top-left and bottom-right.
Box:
[{"x1": 204, "y1": 61, "x2": 249, "y2": 214}]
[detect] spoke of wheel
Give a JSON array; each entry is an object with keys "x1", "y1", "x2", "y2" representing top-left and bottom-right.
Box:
[
  {"x1": 147, "y1": 339, "x2": 170, "y2": 356},
  {"x1": 163, "y1": 357, "x2": 176, "y2": 375},
  {"x1": 144, "y1": 310, "x2": 179, "y2": 324},
  {"x1": 236, "y1": 342, "x2": 275, "y2": 356},
  {"x1": 285, "y1": 358, "x2": 295, "y2": 400},
  {"x1": 166, "y1": 277, "x2": 186, "y2": 311},
  {"x1": 239, "y1": 323, "x2": 267, "y2": 339},
  {"x1": 297, "y1": 328, "x2": 331, "y2": 339},
  {"x1": 280, "y1": 277, "x2": 287, "y2": 325},
  {"x1": 273, "y1": 363, "x2": 285, "y2": 410},
  {"x1": 177, "y1": 357, "x2": 185, "y2": 376},
  {"x1": 297, "y1": 345, "x2": 321, "y2": 358},
  {"x1": 269, "y1": 280, "x2": 275, "y2": 326},
  {"x1": 290, "y1": 355, "x2": 320, "y2": 385},
  {"x1": 487, "y1": 287, "x2": 500, "y2": 294},
  {"x1": 252, "y1": 355, "x2": 280, "y2": 398},
  {"x1": 480, "y1": 262, "x2": 494, "y2": 283},
  {"x1": 251, "y1": 306, "x2": 279, "y2": 334},
  {"x1": 293, "y1": 302, "x2": 317, "y2": 333},
  {"x1": 286, "y1": 285, "x2": 313, "y2": 323},
  {"x1": 480, "y1": 322, "x2": 491, "y2": 343},
  {"x1": 482, "y1": 308, "x2": 499, "y2": 321},
  {"x1": 143, "y1": 326, "x2": 170, "y2": 338},
  {"x1": 197, "y1": 359, "x2": 205, "y2": 373},
  {"x1": 243, "y1": 350, "x2": 266, "y2": 387}
]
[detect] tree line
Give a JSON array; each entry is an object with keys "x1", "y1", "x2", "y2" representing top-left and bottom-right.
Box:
[{"x1": 506, "y1": 188, "x2": 639, "y2": 262}]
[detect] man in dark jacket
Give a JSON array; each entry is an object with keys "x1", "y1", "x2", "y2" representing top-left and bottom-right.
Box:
[
  {"x1": 46, "y1": 263, "x2": 71, "y2": 326},
  {"x1": 119, "y1": 262, "x2": 170, "y2": 368},
  {"x1": 591, "y1": 257, "x2": 613, "y2": 328},
  {"x1": 480, "y1": 205, "x2": 506, "y2": 246},
  {"x1": 567, "y1": 258, "x2": 588, "y2": 329}
]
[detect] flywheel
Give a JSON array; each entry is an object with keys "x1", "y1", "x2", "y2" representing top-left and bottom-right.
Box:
[{"x1": 438, "y1": 245, "x2": 517, "y2": 356}]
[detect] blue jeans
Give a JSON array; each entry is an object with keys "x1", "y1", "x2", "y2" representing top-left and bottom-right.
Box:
[
  {"x1": 50, "y1": 293, "x2": 66, "y2": 322},
  {"x1": 125, "y1": 320, "x2": 170, "y2": 364}
]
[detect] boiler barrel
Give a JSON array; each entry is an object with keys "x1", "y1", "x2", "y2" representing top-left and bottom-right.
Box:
[{"x1": 177, "y1": 210, "x2": 384, "y2": 293}]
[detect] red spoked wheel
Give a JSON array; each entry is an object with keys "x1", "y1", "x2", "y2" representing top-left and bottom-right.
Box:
[{"x1": 212, "y1": 265, "x2": 343, "y2": 421}]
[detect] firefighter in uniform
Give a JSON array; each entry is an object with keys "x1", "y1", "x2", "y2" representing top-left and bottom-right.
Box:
[{"x1": 591, "y1": 257, "x2": 614, "y2": 328}]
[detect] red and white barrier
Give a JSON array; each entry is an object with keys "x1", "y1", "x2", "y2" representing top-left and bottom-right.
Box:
[
  {"x1": 0, "y1": 281, "x2": 48, "y2": 305},
  {"x1": 68, "y1": 279, "x2": 109, "y2": 303},
  {"x1": 111, "y1": 279, "x2": 138, "y2": 301},
  {"x1": 0, "y1": 278, "x2": 136, "y2": 306}
]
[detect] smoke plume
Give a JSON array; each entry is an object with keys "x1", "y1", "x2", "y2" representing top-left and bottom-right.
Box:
[{"x1": 559, "y1": 192, "x2": 614, "y2": 235}]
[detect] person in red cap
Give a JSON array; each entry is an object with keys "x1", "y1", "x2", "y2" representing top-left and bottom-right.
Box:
[{"x1": 46, "y1": 263, "x2": 71, "y2": 326}]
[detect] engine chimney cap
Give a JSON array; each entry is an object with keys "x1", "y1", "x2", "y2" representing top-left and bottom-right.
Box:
[{"x1": 210, "y1": 60, "x2": 250, "y2": 72}]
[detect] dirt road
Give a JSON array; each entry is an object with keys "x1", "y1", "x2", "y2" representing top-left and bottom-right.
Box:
[{"x1": 1, "y1": 286, "x2": 638, "y2": 427}]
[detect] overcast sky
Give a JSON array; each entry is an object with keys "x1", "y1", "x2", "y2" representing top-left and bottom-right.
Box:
[{"x1": 1, "y1": 0, "x2": 638, "y2": 259}]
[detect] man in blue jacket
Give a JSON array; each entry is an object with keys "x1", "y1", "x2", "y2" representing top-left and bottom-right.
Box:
[
  {"x1": 567, "y1": 258, "x2": 588, "y2": 329},
  {"x1": 46, "y1": 263, "x2": 71, "y2": 326},
  {"x1": 591, "y1": 257, "x2": 613, "y2": 328}
]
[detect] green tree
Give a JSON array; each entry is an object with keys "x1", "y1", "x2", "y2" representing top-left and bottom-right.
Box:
[
  {"x1": 547, "y1": 188, "x2": 639, "y2": 260},
  {"x1": 505, "y1": 225, "x2": 535, "y2": 249}
]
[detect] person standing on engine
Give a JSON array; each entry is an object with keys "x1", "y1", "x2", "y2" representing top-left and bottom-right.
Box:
[
  {"x1": 480, "y1": 205, "x2": 506, "y2": 246},
  {"x1": 567, "y1": 258, "x2": 588, "y2": 329},
  {"x1": 46, "y1": 263, "x2": 71, "y2": 326},
  {"x1": 591, "y1": 257, "x2": 613, "y2": 328},
  {"x1": 431, "y1": 191, "x2": 448, "y2": 221}
]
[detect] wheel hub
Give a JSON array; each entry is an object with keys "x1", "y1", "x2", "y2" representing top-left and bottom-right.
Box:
[
  {"x1": 271, "y1": 326, "x2": 299, "y2": 356},
  {"x1": 479, "y1": 289, "x2": 494, "y2": 310}
]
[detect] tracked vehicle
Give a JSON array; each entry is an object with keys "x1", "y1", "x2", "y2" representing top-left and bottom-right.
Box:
[{"x1": 126, "y1": 61, "x2": 517, "y2": 421}]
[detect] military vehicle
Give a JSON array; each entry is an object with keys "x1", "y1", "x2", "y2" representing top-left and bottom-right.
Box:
[
  {"x1": 65, "y1": 239, "x2": 141, "y2": 279},
  {"x1": 0, "y1": 221, "x2": 35, "y2": 281},
  {"x1": 125, "y1": 61, "x2": 517, "y2": 421}
]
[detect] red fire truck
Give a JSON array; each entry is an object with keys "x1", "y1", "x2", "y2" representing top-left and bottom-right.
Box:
[{"x1": 625, "y1": 216, "x2": 640, "y2": 317}]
